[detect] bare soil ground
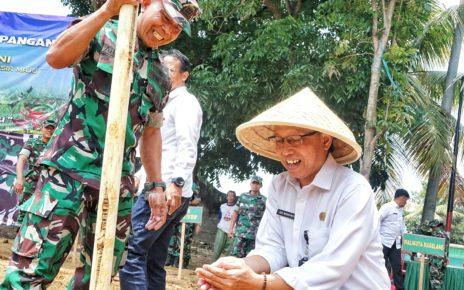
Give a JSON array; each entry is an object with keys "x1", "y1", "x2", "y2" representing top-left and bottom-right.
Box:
[{"x1": 0, "y1": 225, "x2": 214, "y2": 289}]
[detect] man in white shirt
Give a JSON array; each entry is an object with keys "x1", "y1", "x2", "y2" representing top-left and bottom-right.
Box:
[
  {"x1": 196, "y1": 88, "x2": 390, "y2": 290},
  {"x1": 120, "y1": 49, "x2": 203, "y2": 290},
  {"x1": 379, "y1": 189, "x2": 410, "y2": 290}
]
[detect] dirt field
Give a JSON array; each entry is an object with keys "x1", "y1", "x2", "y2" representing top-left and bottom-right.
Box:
[{"x1": 0, "y1": 226, "x2": 213, "y2": 289}]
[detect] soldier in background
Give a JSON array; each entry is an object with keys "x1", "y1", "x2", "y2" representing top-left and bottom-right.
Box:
[
  {"x1": 166, "y1": 183, "x2": 202, "y2": 268},
  {"x1": 229, "y1": 175, "x2": 266, "y2": 258},
  {"x1": 13, "y1": 119, "x2": 56, "y2": 224},
  {"x1": 416, "y1": 219, "x2": 447, "y2": 290}
]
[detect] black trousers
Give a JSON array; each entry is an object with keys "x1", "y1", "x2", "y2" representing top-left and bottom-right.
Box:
[{"x1": 383, "y1": 242, "x2": 404, "y2": 290}]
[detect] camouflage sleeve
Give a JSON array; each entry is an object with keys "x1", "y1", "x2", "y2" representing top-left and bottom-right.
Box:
[{"x1": 18, "y1": 140, "x2": 33, "y2": 157}]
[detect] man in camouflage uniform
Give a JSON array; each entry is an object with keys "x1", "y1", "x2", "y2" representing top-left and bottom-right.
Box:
[
  {"x1": 416, "y1": 219, "x2": 447, "y2": 290},
  {"x1": 166, "y1": 183, "x2": 201, "y2": 268},
  {"x1": 0, "y1": 1, "x2": 199, "y2": 289},
  {"x1": 229, "y1": 175, "x2": 266, "y2": 258},
  {"x1": 13, "y1": 119, "x2": 56, "y2": 224}
]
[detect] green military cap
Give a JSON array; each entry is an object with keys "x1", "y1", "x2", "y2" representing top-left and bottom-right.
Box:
[
  {"x1": 251, "y1": 175, "x2": 263, "y2": 184},
  {"x1": 163, "y1": 0, "x2": 201, "y2": 36},
  {"x1": 42, "y1": 119, "x2": 57, "y2": 128}
]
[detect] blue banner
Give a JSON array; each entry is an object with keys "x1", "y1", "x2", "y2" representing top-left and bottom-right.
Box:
[
  {"x1": 0, "y1": 12, "x2": 74, "y2": 132},
  {"x1": 0, "y1": 12, "x2": 74, "y2": 225}
]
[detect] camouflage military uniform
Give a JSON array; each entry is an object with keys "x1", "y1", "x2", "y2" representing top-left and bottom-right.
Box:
[
  {"x1": 415, "y1": 220, "x2": 447, "y2": 290},
  {"x1": 167, "y1": 222, "x2": 195, "y2": 267},
  {"x1": 231, "y1": 192, "x2": 266, "y2": 258},
  {"x1": 1, "y1": 20, "x2": 169, "y2": 290},
  {"x1": 15, "y1": 137, "x2": 48, "y2": 223}
]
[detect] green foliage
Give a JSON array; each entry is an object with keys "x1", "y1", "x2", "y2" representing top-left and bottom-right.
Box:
[{"x1": 60, "y1": 0, "x2": 455, "y2": 192}]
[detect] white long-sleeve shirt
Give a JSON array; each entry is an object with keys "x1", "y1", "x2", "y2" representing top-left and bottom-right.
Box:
[
  {"x1": 160, "y1": 86, "x2": 202, "y2": 198},
  {"x1": 378, "y1": 201, "x2": 406, "y2": 249},
  {"x1": 248, "y1": 155, "x2": 390, "y2": 290}
]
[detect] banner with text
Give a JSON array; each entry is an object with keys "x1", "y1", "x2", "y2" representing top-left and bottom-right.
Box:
[
  {"x1": 0, "y1": 12, "x2": 74, "y2": 226},
  {"x1": 403, "y1": 233, "x2": 446, "y2": 257},
  {"x1": 0, "y1": 11, "x2": 74, "y2": 132}
]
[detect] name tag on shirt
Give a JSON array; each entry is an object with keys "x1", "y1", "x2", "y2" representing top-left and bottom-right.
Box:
[{"x1": 277, "y1": 209, "x2": 295, "y2": 220}]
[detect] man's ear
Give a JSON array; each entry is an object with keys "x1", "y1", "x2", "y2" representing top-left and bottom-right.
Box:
[
  {"x1": 182, "y1": 71, "x2": 190, "y2": 82},
  {"x1": 322, "y1": 134, "x2": 333, "y2": 151}
]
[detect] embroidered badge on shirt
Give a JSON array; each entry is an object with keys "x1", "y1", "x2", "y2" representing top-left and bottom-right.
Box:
[
  {"x1": 319, "y1": 212, "x2": 326, "y2": 221},
  {"x1": 277, "y1": 209, "x2": 295, "y2": 220}
]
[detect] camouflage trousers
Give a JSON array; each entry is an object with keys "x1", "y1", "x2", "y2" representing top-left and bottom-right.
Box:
[
  {"x1": 168, "y1": 222, "x2": 195, "y2": 261},
  {"x1": 429, "y1": 257, "x2": 446, "y2": 290},
  {"x1": 15, "y1": 179, "x2": 35, "y2": 225},
  {"x1": 0, "y1": 166, "x2": 133, "y2": 290},
  {"x1": 230, "y1": 236, "x2": 255, "y2": 258}
]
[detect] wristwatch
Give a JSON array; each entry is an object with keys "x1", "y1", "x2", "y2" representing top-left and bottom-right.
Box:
[
  {"x1": 171, "y1": 177, "x2": 185, "y2": 188},
  {"x1": 144, "y1": 181, "x2": 166, "y2": 192}
]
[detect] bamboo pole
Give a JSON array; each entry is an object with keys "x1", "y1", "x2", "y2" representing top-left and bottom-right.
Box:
[
  {"x1": 89, "y1": 4, "x2": 138, "y2": 289},
  {"x1": 177, "y1": 222, "x2": 186, "y2": 280}
]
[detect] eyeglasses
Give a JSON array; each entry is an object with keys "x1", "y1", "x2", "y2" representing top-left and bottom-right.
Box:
[{"x1": 268, "y1": 131, "x2": 318, "y2": 146}]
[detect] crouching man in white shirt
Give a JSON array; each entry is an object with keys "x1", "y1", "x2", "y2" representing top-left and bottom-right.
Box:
[{"x1": 196, "y1": 88, "x2": 390, "y2": 290}]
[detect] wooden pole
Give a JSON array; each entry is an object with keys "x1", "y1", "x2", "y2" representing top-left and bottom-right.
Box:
[
  {"x1": 177, "y1": 222, "x2": 186, "y2": 280},
  {"x1": 72, "y1": 232, "x2": 79, "y2": 265},
  {"x1": 89, "y1": 4, "x2": 138, "y2": 289},
  {"x1": 418, "y1": 256, "x2": 425, "y2": 290}
]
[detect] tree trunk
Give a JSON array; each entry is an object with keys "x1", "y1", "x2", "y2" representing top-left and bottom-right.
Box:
[
  {"x1": 361, "y1": 52, "x2": 384, "y2": 178},
  {"x1": 422, "y1": 2, "x2": 463, "y2": 222},
  {"x1": 360, "y1": 0, "x2": 397, "y2": 179}
]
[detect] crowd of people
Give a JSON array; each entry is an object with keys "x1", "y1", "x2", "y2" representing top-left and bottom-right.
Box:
[{"x1": 1, "y1": 0, "x2": 455, "y2": 289}]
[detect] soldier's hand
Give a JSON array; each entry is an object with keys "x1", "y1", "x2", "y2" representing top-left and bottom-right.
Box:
[
  {"x1": 102, "y1": 0, "x2": 140, "y2": 17},
  {"x1": 13, "y1": 182, "x2": 24, "y2": 195},
  {"x1": 166, "y1": 183, "x2": 182, "y2": 215},
  {"x1": 145, "y1": 187, "x2": 167, "y2": 230}
]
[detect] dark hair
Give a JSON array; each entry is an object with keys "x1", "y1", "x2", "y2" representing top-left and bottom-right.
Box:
[
  {"x1": 227, "y1": 190, "x2": 236, "y2": 198},
  {"x1": 394, "y1": 189, "x2": 410, "y2": 199},
  {"x1": 164, "y1": 49, "x2": 192, "y2": 73}
]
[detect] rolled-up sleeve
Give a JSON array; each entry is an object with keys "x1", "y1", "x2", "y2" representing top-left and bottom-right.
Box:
[
  {"x1": 171, "y1": 95, "x2": 202, "y2": 180},
  {"x1": 275, "y1": 184, "x2": 376, "y2": 289},
  {"x1": 247, "y1": 177, "x2": 287, "y2": 272}
]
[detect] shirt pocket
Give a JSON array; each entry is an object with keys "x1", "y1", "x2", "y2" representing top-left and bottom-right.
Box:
[{"x1": 307, "y1": 227, "x2": 330, "y2": 259}]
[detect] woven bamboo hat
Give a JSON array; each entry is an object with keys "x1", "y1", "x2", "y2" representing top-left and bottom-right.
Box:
[{"x1": 235, "y1": 87, "x2": 362, "y2": 165}]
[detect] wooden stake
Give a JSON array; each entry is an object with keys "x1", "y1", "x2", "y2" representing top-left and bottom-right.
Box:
[
  {"x1": 177, "y1": 222, "x2": 186, "y2": 280},
  {"x1": 418, "y1": 256, "x2": 425, "y2": 290},
  {"x1": 89, "y1": 4, "x2": 138, "y2": 289},
  {"x1": 72, "y1": 232, "x2": 79, "y2": 265}
]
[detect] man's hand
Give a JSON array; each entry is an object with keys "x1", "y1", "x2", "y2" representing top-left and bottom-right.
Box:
[
  {"x1": 145, "y1": 187, "x2": 167, "y2": 230},
  {"x1": 102, "y1": 0, "x2": 140, "y2": 17},
  {"x1": 228, "y1": 229, "x2": 234, "y2": 239},
  {"x1": 166, "y1": 183, "x2": 182, "y2": 215},
  {"x1": 196, "y1": 257, "x2": 262, "y2": 290},
  {"x1": 13, "y1": 182, "x2": 23, "y2": 195}
]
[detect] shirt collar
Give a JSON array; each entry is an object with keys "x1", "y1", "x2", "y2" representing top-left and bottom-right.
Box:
[
  {"x1": 311, "y1": 154, "x2": 338, "y2": 191},
  {"x1": 286, "y1": 154, "x2": 338, "y2": 191},
  {"x1": 168, "y1": 86, "x2": 187, "y2": 100}
]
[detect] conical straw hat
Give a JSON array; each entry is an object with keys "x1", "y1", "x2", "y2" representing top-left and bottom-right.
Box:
[{"x1": 236, "y1": 87, "x2": 362, "y2": 165}]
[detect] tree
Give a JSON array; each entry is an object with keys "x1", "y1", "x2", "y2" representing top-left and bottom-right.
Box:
[
  {"x1": 422, "y1": 1, "x2": 464, "y2": 223},
  {"x1": 360, "y1": 0, "x2": 397, "y2": 179},
  {"x1": 60, "y1": 0, "x2": 454, "y2": 197}
]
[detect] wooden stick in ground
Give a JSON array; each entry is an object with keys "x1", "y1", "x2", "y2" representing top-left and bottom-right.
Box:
[
  {"x1": 89, "y1": 4, "x2": 138, "y2": 289},
  {"x1": 177, "y1": 222, "x2": 187, "y2": 279},
  {"x1": 418, "y1": 256, "x2": 425, "y2": 290},
  {"x1": 72, "y1": 231, "x2": 79, "y2": 265}
]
